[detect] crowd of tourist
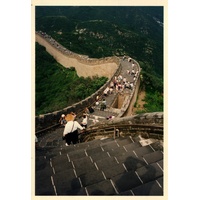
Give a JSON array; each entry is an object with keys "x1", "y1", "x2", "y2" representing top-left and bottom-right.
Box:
[{"x1": 56, "y1": 55, "x2": 140, "y2": 146}]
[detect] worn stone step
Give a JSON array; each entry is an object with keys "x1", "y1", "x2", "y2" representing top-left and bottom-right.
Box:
[
  {"x1": 35, "y1": 156, "x2": 50, "y2": 171},
  {"x1": 35, "y1": 165, "x2": 54, "y2": 195},
  {"x1": 89, "y1": 151, "x2": 110, "y2": 162},
  {"x1": 135, "y1": 162, "x2": 163, "y2": 184},
  {"x1": 122, "y1": 155, "x2": 147, "y2": 172},
  {"x1": 157, "y1": 159, "x2": 163, "y2": 170},
  {"x1": 150, "y1": 141, "x2": 163, "y2": 151},
  {"x1": 115, "y1": 137, "x2": 134, "y2": 146},
  {"x1": 101, "y1": 140, "x2": 119, "y2": 151},
  {"x1": 133, "y1": 145, "x2": 154, "y2": 158},
  {"x1": 100, "y1": 137, "x2": 115, "y2": 144},
  {"x1": 72, "y1": 141, "x2": 90, "y2": 150},
  {"x1": 114, "y1": 151, "x2": 146, "y2": 171},
  {"x1": 156, "y1": 176, "x2": 163, "y2": 188},
  {"x1": 60, "y1": 146, "x2": 77, "y2": 155},
  {"x1": 50, "y1": 154, "x2": 69, "y2": 165},
  {"x1": 67, "y1": 148, "x2": 87, "y2": 161},
  {"x1": 35, "y1": 133, "x2": 163, "y2": 196},
  {"x1": 50, "y1": 156, "x2": 73, "y2": 174},
  {"x1": 123, "y1": 141, "x2": 142, "y2": 152},
  {"x1": 38, "y1": 133, "x2": 62, "y2": 148},
  {"x1": 35, "y1": 176, "x2": 55, "y2": 195},
  {"x1": 106, "y1": 146, "x2": 127, "y2": 157},
  {"x1": 111, "y1": 170, "x2": 142, "y2": 193},
  {"x1": 119, "y1": 190, "x2": 134, "y2": 195},
  {"x1": 95, "y1": 157, "x2": 118, "y2": 170},
  {"x1": 72, "y1": 156, "x2": 97, "y2": 177},
  {"x1": 52, "y1": 169, "x2": 81, "y2": 195},
  {"x1": 86, "y1": 179, "x2": 117, "y2": 195},
  {"x1": 63, "y1": 187, "x2": 87, "y2": 195},
  {"x1": 36, "y1": 146, "x2": 60, "y2": 160},
  {"x1": 86, "y1": 145, "x2": 104, "y2": 156},
  {"x1": 36, "y1": 161, "x2": 53, "y2": 177},
  {"x1": 79, "y1": 170, "x2": 106, "y2": 187},
  {"x1": 101, "y1": 163, "x2": 126, "y2": 179},
  {"x1": 132, "y1": 179, "x2": 163, "y2": 195},
  {"x1": 143, "y1": 150, "x2": 163, "y2": 164}
]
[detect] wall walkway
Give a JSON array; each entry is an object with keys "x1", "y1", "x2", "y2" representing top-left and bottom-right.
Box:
[{"x1": 35, "y1": 31, "x2": 141, "y2": 132}]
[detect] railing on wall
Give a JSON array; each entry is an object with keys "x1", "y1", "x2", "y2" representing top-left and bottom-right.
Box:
[
  {"x1": 80, "y1": 123, "x2": 163, "y2": 142},
  {"x1": 36, "y1": 112, "x2": 163, "y2": 142},
  {"x1": 80, "y1": 112, "x2": 163, "y2": 142}
]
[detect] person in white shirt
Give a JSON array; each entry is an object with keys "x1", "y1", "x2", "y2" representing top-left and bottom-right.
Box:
[{"x1": 63, "y1": 113, "x2": 84, "y2": 146}]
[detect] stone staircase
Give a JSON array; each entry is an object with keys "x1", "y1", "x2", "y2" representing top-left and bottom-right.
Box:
[{"x1": 35, "y1": 128, "x2": 163, "y2": 196}]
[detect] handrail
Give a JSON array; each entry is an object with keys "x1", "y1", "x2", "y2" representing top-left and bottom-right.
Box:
[{"x1": 80, "y1": 123, "x2": 163, "y2": 142}]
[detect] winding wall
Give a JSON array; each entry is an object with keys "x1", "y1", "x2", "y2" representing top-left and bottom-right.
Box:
[
  {"x1": 35, "y1": 31, "x2": 141, "y2": 131},
  {"x1": 36, "y1": 32, "x2": 119, "y2": 79}
]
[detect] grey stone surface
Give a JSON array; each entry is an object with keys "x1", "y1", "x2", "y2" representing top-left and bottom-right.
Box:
[
  {"x1": 132, "y1": 180, "x2": 163, "y2": 195},
  {"x1": 35, "y1": 134, "x2": 164, "y2": 196}
]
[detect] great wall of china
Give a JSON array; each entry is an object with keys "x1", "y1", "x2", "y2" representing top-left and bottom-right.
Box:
[
  {"x1": 34, "y1": 21, "x2": 164, "y2": 197},
  {"x1": 36, "y1": 31, "x2": 120, "y2": 79},
  {"x1": 35, "y1": 31, "x2": 163, "y2": 134}
]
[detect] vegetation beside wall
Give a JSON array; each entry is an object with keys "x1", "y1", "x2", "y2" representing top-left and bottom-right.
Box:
[
  {"x1": 35, "y1": 6, "x2": 164, "y2": 114},
  {"x1": 36, "y1": 43, "x2": 108, "y2": 115}
]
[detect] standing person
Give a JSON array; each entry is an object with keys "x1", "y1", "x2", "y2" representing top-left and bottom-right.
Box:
[
  {"x1": 62, "y1": 113, "x2": 84, "y2": 146},
  {"x1": 59, "y1": 114, "x2": 66, "y2": 125},
  {"x1": 96, "y1": 95, "x2": 99, "y2": 101},
  {"x1": 100, "y1": 99, "x2": 107, "y2": 111},
  {"x1": 81, "y1": 114, "x2": 88, "y2": 129}
]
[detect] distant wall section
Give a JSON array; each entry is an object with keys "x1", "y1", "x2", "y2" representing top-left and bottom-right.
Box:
[{"x1": 36, "y1": 32, "x2": 119, "y2": 79}]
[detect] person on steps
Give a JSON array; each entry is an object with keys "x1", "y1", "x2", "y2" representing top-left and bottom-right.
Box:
[
  {"x1": 59, "y1": 114, "x2": 66, "y2": 125},
  {"x1": 81, "y1": 114, "x2": 88, "y2": 129},
  {"x1": 62, "y1": 113, "x2": 84, "y2": 146}
]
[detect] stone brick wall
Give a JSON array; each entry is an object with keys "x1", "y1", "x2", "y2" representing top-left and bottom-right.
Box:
[
  {"x1": 35, "y1": 31, "x2": 142, "y2": 132},
  {"x1": 36, "y1": 32, "x2": 120, "y2": 78},
  {"x1": 35, "y1": 63, "x2": 123, "y2": 132},
  {"x1": 92, "y1": 112, "x2": 163, "y2": 127}
]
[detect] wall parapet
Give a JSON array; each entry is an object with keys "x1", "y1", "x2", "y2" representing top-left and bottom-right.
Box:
[
  {"x1": 36, "y1": 31, "x2": 120, "y2": 66},
  {"x1": 81, "y1": 112, "x2": 163, "y2": 142},
  {"x1": 35, "y1": 60, "x2": 123, "y2": 132},
  {"x1": 35, "y1": 31, "x2": 142, "y2": 132},
  {"x1": 90, "y1": 112, "x2": 163, "y2": 127}
]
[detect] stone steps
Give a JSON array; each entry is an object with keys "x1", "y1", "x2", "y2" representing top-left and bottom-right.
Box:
[{"x1": 35, "y1": 134, "x2": 163, "y2": 196}]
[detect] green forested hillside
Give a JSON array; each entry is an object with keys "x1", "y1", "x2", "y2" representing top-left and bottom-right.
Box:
[
  {"x1": 35, "y1": 6, "x2": 164, "y2": 114},
  {"x1": 35, "y1": 43, "x2": 107, "y2": 115},
  {"x1": 36, "y1": 6, "x2": 163, "y2": 76}
]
